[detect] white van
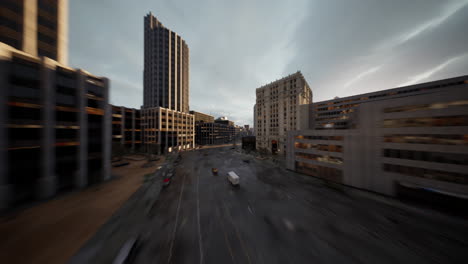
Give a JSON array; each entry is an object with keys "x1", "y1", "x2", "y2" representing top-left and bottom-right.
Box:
[{"x1": 227, "y1": 171, "x2": 240, "y2": 186}]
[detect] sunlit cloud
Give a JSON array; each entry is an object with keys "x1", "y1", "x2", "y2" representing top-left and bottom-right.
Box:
[
  {"x1": 343, "y1": 65, "x2": 382, "y2": 89},
  {"x1": 394, "y1": 0, "x2": 468, "y2": 46},
  {"x1": 399, "y1": 53, "x2": 467, "y2": 87}
]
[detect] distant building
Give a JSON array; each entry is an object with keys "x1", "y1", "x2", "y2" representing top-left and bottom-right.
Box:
[
  {"x1": 215, "y1": 117, "x2": 234, "y2": 127},
  {"x1": 190, "y1": 110, "x2": 214, "y2": 123},
  {"x1": 192, "y1": 111, "x2": 236, "y2": 145},
  {"x1": 142, "y1": 13, "x2": 194, "y2": 153},
  {"x1": 254, "y1": 71, "x2": 312, "y2": 154},
  {"x1": 111, "y1": 105, "x2": 142, "y2": 153},
  {"x1": 0, "y1": 0, "x2": 68, "y2": 64},
  {"x1": 243, "y1": 125, "x2": 253, "y2": 136},
  {"x1": 286, "y1": 75, "x2": 468, "y2": 200},
  {"x1": 194, "y1": 122, "x2": 235, "y2": 145},
  {"x1": 242, "y1": 136, "x2": 256, "y2": 151}
]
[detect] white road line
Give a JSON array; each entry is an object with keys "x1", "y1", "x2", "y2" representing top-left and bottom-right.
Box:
[
  {"x1": 222, "y1": 200, "x2": 252, "y2": 264},
  {"x1": 167, "y1": 173, "x2": 186, "y2": 263},
  {"x1": 218, "y1": 205, "x2": 236, "y2": 264},
  {"x1": 197, "y1": 169, "x2": 204, "y2": 264}
]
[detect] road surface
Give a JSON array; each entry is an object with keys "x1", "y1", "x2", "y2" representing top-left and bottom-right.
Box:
[{"x1": 133, "y1": 146, "x2": 468, "y2": 264}]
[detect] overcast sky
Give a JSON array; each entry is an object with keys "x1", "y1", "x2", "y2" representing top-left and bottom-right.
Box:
[{"x1": 69, "y1": 0, "x2": 468, "y2": 126}]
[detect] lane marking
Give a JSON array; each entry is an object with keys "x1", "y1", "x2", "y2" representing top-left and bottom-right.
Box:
[
  {"x1": 222, "y1": 200, "x2": 253, "y2": 264},
  {"x1": 218, "y1": 205, "x2": 236, "y2": 264},
  {"x1": 167, "y1": 172, "x2": 186, "y2": 263},
  {"x1": 197, "y1": 167, "x2": 204, "y2": 264}
]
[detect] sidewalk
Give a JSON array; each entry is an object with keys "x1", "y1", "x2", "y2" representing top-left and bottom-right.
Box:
[{"x1": 0, "y1": 155, "x2": 164, "y2": 264}]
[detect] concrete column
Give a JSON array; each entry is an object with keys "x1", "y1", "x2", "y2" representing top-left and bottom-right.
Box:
[
  {"x1": 179, "y1": 38, "x2": 183, "y2": 112},
  {"x1": 176, "y1": 112, "x2": 179, "y2": 150},
  {"x1": 102, "y1": 78, "x2": 111, "y2": 181},
  {"x1": 165, "y1": 109, "x2": 168, "y2": 152},
  {"x1": 131, "y1": 109, "x2": 135, "y2": 151},
  {"x1": 172, "y1": 111, "x2": 175, "y2": 150},
  {"x1": 120, "y1": 106, "x2": 125, "y2": 145},
  {"x1": 192, "y1": 115, "x2": 195, "y2": 148},
  {"x1": 57, "y1": 0, "x2": 69, "y2": 65},
  {"x1": 174, "y1": 35, "x2": 178, "y2": 112},
  {"x1": 37, "y1": 58, "x2": 56, "y2": 199},
  {"x1": 0, "y1": 60, "x2": 12, "y2": 209},
  {"x1": 184, "y1": 114, "x2": 187, "y2": 149},
  {"x1": 76, "y1": 70, "x2": 87, "y2": 188},
  {"x1": 158, "y1": 108, "x2": 162, "y2": 155},
  {"x1": 167, "y1": 32, "x2": 171, "y2": 110},
  {"x1": 22, "y1": 0, "x2": 37, "y2": 56}
]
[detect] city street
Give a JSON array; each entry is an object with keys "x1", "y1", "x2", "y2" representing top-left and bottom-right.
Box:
[{"x1": 133, "y1": 146, "x2": 468, "y2": 264}]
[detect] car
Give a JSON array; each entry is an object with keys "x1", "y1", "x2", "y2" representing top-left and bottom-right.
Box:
[
  {"x1": 227, "y1": 171, "x2": 240, "y2": 186},
  {"x1": 163, "y1": 176, "x2": 171, "y2": 187}
]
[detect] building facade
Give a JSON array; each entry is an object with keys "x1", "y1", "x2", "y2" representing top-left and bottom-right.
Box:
[
  {"x1": 0, "y1": 0, "x2": 68, "y2": 64},
  {"x1": 0, "y1": 0, "x2": 112, "y2": 209},
  {"x1": 141, "y1": 107, "x2": 194, "y2": 153},
  {"x1": 286, "y1": 75, "x2": 468, "y2": 200},
  {"x1": 190, "y1": 110, "x2": 214, "y2": 123},
  {"x1": 142, "y1": 13, "x2": 194, "y2": 153},
  {"x1": 195, "y1": 122, "x2": 236, "y2": 145},
  {"x1": 191, "y1": 111, "x2": 236, "y2": 145},
  {"x1": 111, "y1": 105, "x2": 142, "y2": 153},
  {"x1": 143, "y1": 13, "x2": 189, "y2": 112},
  {"x1": 254, "y1": 71, "x2": 312, "y2": 154},
  {"x1": 0, "y1": 45, "x2": 111, "y2": 208}
]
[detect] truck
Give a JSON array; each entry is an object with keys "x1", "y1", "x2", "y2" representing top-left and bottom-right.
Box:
[{"x1": 227, "y1": 171, "x2": 240, "y2": 186}]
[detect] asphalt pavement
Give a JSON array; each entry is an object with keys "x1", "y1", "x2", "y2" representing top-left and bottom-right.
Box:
[{"x1": 131, "y1": 146, "x2": 468, "y2": 264}]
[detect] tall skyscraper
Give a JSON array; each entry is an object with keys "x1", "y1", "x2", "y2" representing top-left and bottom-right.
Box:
[
  {"x1": 143, "y1": 13, "x2": 189, "y2": 112},
  {"x1": 0, "y1": 0, "x2": 68, "y2": 64},
  {"x1": 142, "y1": 13, "x2": 194, "y2": 153}
]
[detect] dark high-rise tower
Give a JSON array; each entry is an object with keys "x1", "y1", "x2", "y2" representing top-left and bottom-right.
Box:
[
  {"x1": 143, "y1": 13, "x2": 189, "y2": 112},
  {"x1": 142, "y1": 13, "x2": 195, "y2": 154}
]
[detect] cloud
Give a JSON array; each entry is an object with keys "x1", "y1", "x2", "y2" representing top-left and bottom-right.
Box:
[
  {"x1": 399, "y1": 53, "x2": 468, "y2": 87},
  {"x1": 286, "y1": 0, "x2": 468, "y2": 100},
  {"x1": 392, "y1": 0, "x2": 468, "y2": 46},
  {"x1": 343, "y1": 65, "x2": 382, "y2": 89},
  {"x1": 69, "y1": 0, "x2": 468, "y2": 126},
  {"x1": 69, "y1": 0, "x2": 308, "y2": 126}
]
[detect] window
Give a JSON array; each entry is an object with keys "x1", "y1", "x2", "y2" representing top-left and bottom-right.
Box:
[
  {"x1": 383, "y1": 163, "x2": 468, "y2": 185},
  {"x1": 295, "y1": 152, "x2": 343, "y2": 165},
  {"x1": 384, "y1": 100, "x2": 468, "y2": 113},
  {"x1": 295, "y1": 162, "x2": 343, "y2": 183},
  {"x1": 383, "y1": 148, "x2": 468, "y2": 165},
  {"x1": 384, "y1": 134, "x2": 468, "y2": 145},
  {"x1": 383, "y1": 116, "x2": 468, "y2": 128}
]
